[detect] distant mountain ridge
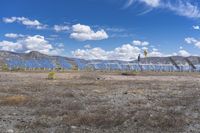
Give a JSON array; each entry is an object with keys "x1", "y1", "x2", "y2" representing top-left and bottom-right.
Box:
[{"x1": 0, "y1": 50, "x2": 200, "y2": 71}]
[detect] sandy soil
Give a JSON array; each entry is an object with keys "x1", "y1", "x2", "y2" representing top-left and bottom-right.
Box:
[{"x1": 0, "y1": 71, "x2": 200, "y2": 133}]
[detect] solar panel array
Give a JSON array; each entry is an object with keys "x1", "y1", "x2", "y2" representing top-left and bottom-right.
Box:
[
  {"x1": 5, "y1": 57, "x2": 72, "y2": 70},
  {"x1": 4, "y1": 57, "x2": 200, "y2": 72},
  {"x1": 81, "y1": 62, "x2": 200, "y2": 72},
  {"x1": 1, "y1": 50, "x2": 200, "y2": 72}
]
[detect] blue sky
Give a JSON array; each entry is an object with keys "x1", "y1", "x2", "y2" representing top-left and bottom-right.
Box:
[{"x1": 0, "y1": 0, "x2": 200, "y2": 60}]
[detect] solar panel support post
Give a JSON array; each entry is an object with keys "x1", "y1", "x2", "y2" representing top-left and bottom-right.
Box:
[
  {"x1": 185, "y1": 57, "x2": 196, "y2": 72},
  {"x1": 169, "y1": 57, "x2": 180, "y2": 72}
]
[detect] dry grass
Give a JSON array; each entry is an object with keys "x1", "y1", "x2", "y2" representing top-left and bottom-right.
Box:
[
  {"x1": 128, "y1": 88, "x2": 145, "y2": 94},
  {"x1": 134, "y1": 109, "x2": 187, "y2": 132},
  {"x1": 0, "y1": 95, "x2": 29, "y2": 106},
  {"x1": 79, "y1": 72, "x2": 101, "y2": 80},
  {"x1": 62, "y1": 110, "x2": 128, "y2": 128}
]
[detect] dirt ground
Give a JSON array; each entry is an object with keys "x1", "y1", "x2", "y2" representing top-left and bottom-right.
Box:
[{"x1": 0, "y1": 71, "x2": 200, "y2": 133}]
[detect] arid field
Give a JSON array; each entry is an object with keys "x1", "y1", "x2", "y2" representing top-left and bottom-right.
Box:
[{"x1": 0, "y1": 71, "x2": 200, "y2": 133}]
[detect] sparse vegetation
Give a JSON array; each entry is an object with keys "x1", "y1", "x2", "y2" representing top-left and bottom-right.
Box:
[
  {"x1": 0, "y1": 71, "x2": 200, "y2": 132},
  {"x1": 2, "y1": 64, "x2": 9, "y2": 71},
  {"x1": 47, "y1": 71, "x2": 56, "y2": 80}
]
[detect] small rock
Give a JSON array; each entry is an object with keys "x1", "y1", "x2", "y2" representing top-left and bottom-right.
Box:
[
  {"x1": 13, "y1": 113, "x2": 17, "y2": 116},
  {"x1": 7, "y1": 129, "x2": 14, "y2": 133},
  {"x1": 71, "y1": 126, "x2": 77, "y2": 129},
  {"x1": 93, "y1": 90, "x2": 102, "y2": 93}
]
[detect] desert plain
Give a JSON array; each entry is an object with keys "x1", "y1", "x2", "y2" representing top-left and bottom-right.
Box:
[{"x1": 0, "y1": 71, "x2": 200, "y2": 133}]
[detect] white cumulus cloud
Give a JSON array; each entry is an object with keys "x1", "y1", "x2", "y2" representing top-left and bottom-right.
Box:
[
  {"x1": 148, "y1": 48, "x2": 163, "y2": 57},
  {"x1": 72, "y1": 40, "x2": 169, "y2": 61},
  {"x1": 72, "y1": 38, "x2": 195, "y2": 60},
  {"x1": 70, "y1": 24, "x2": 109, "y2": 41},
  {"x1": 178, "y1": 49, "x2": 190, "y2": 57},
  {"x1": 0, "y1": 35, "x2": 64, "y2": 55},
  {"x1": 72, "y1": 44, "x2": 141, "y2": 61},
  {"x1": 132, "y1": 40, "x2": 149, "y2": 46},
  {"x1": 3, "y1": 17, "x2": 47, "y2": 29},
  {"x1": 0, "y1": 41, "x2": 22, "y2": 52},
  {"x1": 193, "y1": 25, "x2": 200, "y2": 30}
]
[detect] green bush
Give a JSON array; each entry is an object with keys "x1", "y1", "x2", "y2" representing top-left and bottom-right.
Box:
[
  {"x1": 2, "y1": 64, "x2": 9, "y2": 71},
  {"x1": 47, "y1": 71, "x2": 56, "y2": 80}
]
